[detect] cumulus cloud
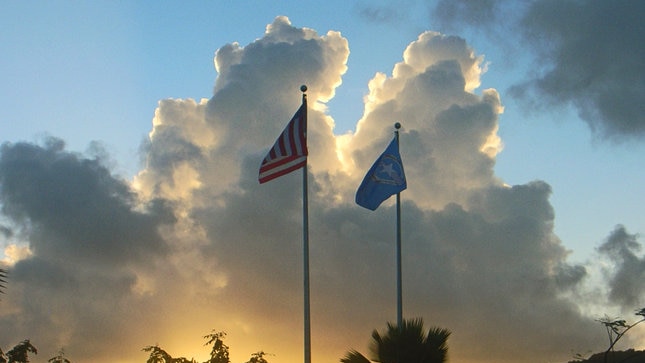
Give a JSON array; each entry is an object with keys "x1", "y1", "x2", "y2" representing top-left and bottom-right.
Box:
[
  {"x1": 598, "y1": 225, "x2": 645, "y2": 309},
  {"x1": 431, "y1": 0, "x2": 645, "y2": 141},
  {"x1": 0, "y1": 138, "x2": 175, "y2": 360},
  {"x1": 0, "y1": 15, "x2": 639, "y2": 363},
  {"x1": 0, "y1": 139, "x2": 173, "y2": 265}
]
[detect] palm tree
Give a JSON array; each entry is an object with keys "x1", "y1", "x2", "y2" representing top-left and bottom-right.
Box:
[{"x1": 342, "y1": 318, "x2": 451, "y2": 363}]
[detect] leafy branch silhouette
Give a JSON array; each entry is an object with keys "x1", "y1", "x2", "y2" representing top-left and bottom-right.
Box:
[
  {"x1": 596, "y1": 308, "x2": 645, "y2": 363},
  {"x1": 143, "y1": 330, "x2": 270, "y2": 363}
]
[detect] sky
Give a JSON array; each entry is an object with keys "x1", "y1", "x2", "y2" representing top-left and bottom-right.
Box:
[{"x1": 0, "y1": 1, "x2": 644, "y2": 363}]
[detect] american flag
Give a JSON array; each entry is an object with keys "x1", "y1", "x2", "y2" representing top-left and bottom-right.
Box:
[{"x1": 258, "y1": 103, "x2": 307, "y2": 183}]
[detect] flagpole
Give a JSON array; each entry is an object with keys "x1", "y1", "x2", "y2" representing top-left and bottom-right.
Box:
[
  {"x1": 301, "y1": 85, "x2": 312, "y2": 363},
  {"x1": 394, "y1": 122, "x2": 403, "y2": 327}
]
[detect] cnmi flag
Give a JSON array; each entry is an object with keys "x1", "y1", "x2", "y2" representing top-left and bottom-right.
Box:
[
  {"x1": 356, "y1": 137, "x2": 406, "y2": 210},
  {"x1": 259, "y1": 104, "x2": 307, "y2": 184}
]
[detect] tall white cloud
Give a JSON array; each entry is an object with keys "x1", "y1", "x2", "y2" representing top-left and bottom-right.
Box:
[{"x1": 1, "y1": 15, "x2": 643, "y2": 363}]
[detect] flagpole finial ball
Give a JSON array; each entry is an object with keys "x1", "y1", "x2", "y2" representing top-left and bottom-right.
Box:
[
  {"x1": 300, "y1": 85, "x2": 307, "y2": 92},
  {"x1": 394, "y1": 122, "x2": 401, "y2": 129}
]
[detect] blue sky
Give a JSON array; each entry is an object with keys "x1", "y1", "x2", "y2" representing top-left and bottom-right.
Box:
[{"x1": 1, "y1": 1, "x2": 644, "y2": 363}]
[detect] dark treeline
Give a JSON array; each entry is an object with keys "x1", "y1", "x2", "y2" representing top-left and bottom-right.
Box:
[
  {"x1": 569, "y1": 350, "x2": 645, "y2": 363},
  {"x1": 0, "y1": 310, "x2": 643, "y2": 362}
]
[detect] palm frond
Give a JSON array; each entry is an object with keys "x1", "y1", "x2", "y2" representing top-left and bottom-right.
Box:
[
  {"x1": 341, "y1": 349, "x2": 371, "y2": 363},
  {"x1": 363, "y1": 318, "x2": 451, "y2": 363}
]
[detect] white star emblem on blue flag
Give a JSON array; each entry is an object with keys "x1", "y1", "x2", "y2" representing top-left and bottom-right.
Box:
[{"x1": 356, "y1": 137, "x2": 407, "y2": 210}]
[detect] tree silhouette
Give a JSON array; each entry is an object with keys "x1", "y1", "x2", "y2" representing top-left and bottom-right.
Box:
[
  {"x1": 143, "y1": 345, "x2": 174, "y2": 363},
  {"x1": 143, "y1": 330, "x2": 270, "y2": 363},
  {"x1": 203, "y1": 331, "x2": 229, "y2": 363},
  {"x1": 342, "y1": 318, "x2": 451, "y2": 363},
  {"x1": 3, "y1": 339, "x2": 37, "y2": 363},
  {"x1": 142, "y1": 345, "x2": 196, "y2": 363},
  {"x1": 597, "y1": 308, "x2": 645, "y2": 363},
  {"x1": 47, "y1": 349, "x2": 71, "y2": 363},
  {"x1": 142, "y1": 331, "x2": 233, "y2": 363},
  {"x1": 569, "y1": 349, "x2": 645, "y2": 363},
  {"x1": 245, "y1": 351, "x2": 270, "y2": 363}
]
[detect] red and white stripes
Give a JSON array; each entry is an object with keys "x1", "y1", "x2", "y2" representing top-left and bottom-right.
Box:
[{"x1": 258, "y1": 104, "x2": 307, "y2": 184}]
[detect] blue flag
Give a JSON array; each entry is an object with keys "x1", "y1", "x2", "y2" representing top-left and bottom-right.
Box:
[{"x1": 356, "y1": 137, "x2": 407, "y2": 210}]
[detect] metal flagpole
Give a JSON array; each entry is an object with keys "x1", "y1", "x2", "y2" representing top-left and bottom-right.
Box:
[
  {"x1": 394, "y1": 122, "x2": 403, "y2": 327},
  {"x1": 301, "y1": 85, "x2": 312, "y2": 363}
]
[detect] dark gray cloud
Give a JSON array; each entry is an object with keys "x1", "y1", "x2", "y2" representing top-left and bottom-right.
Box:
[
  {"x1": 516, "y1": 0, "x2": 645, "y2": 140},
  {"x1": 432, "y1": 0, "x2": 507, "y2": 30},
  {"x1": 431, "y1": 0, "x2": 645, "y2": 140},
  {"x1": 0, "y1": 138, "x2": 173, "y2": 266},
  {"x1": 355, "y1": 2, "x2": 410, "y2": 25},
  {"x1": 0, "y1": 225, "x2": 11, "y2": 239},
  {"x1": 0, "y1": 138, "x2": 175, "y2": 360},
  {"x1": 598, "y1": 225, "x2": 645, "y2": 308}
]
